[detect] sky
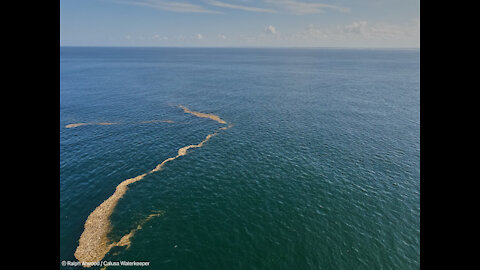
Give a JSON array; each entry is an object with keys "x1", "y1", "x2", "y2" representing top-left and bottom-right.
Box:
[{"x1": 60, "y1": 0, "x2": 420, "y2": 48}]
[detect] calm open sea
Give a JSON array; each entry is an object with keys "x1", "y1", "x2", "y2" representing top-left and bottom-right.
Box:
[{"x1": 60, "y1": 47, "x2": 420, "y2": 269}]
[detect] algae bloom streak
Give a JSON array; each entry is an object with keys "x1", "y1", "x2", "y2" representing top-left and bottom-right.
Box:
[
  {"x1": 74, "y1": 105, "x2": 230, "y2": 266},
  {"x1": 65, "y1": 122, "x2": 117, "y2": 128},
  {"x1": 179, "y1": 105, "x2": 227, "y2": 124}
]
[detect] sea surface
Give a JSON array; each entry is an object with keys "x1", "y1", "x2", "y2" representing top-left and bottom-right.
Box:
[{"x1": 60, "y1": 47, "x2": 420, "y2": 269}]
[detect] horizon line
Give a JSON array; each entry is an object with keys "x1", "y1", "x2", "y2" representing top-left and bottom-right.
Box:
[{"x1": 60, "y1": 45, "x2": 420, "y2": 50}]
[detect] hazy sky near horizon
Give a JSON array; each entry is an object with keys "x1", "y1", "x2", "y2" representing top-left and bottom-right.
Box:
[{"x1": 60, "y1": 0, "x2": 419, "y2": 48}]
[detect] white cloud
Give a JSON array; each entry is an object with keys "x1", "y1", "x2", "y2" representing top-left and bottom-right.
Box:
[
  {"x1": 114, "y1": 0, "x2": 349, "y2": 15},
  {"x1": 343, "y1": 21, "x2": 368, "y2": 34},
  {"x1": 263, "y1": 0, "x2": 350, "y2": 15},
  {"x1": 115, "y1": 0, "x2": 220, "y2": 13},
  {"x1": 280, "y1": 20, "x2": 419, "y2": 47},
  {"x1": 346, "y1": 20, "x2": 420, "y2": 41},
  {"x1": 208, "y1": 0, "x2": 277, "y2": 13},
  {"x1": 264, "y1": 25, "x2": 277, "y2": 35},
  {"x1": 118, "y1": 19, "x2": 418, "y2": 47}
]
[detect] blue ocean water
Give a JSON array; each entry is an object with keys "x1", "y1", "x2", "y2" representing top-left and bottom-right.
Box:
[{"x1": 60, "y1": 47, "x2": 420, "y2": 269}]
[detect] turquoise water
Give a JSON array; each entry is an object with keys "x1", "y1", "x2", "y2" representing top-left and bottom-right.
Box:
[{"x1": 60, "y1": 47, "x2": 420, "y2": 269}]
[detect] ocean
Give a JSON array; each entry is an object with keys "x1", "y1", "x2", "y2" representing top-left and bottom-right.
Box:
[{"x1": 60, "y1": 47, "x2": 420, "y2": 269}]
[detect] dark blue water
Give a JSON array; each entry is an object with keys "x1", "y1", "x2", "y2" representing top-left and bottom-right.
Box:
[{"x1": 60, "y1": 47, "x2": 420, "y2": 269}]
